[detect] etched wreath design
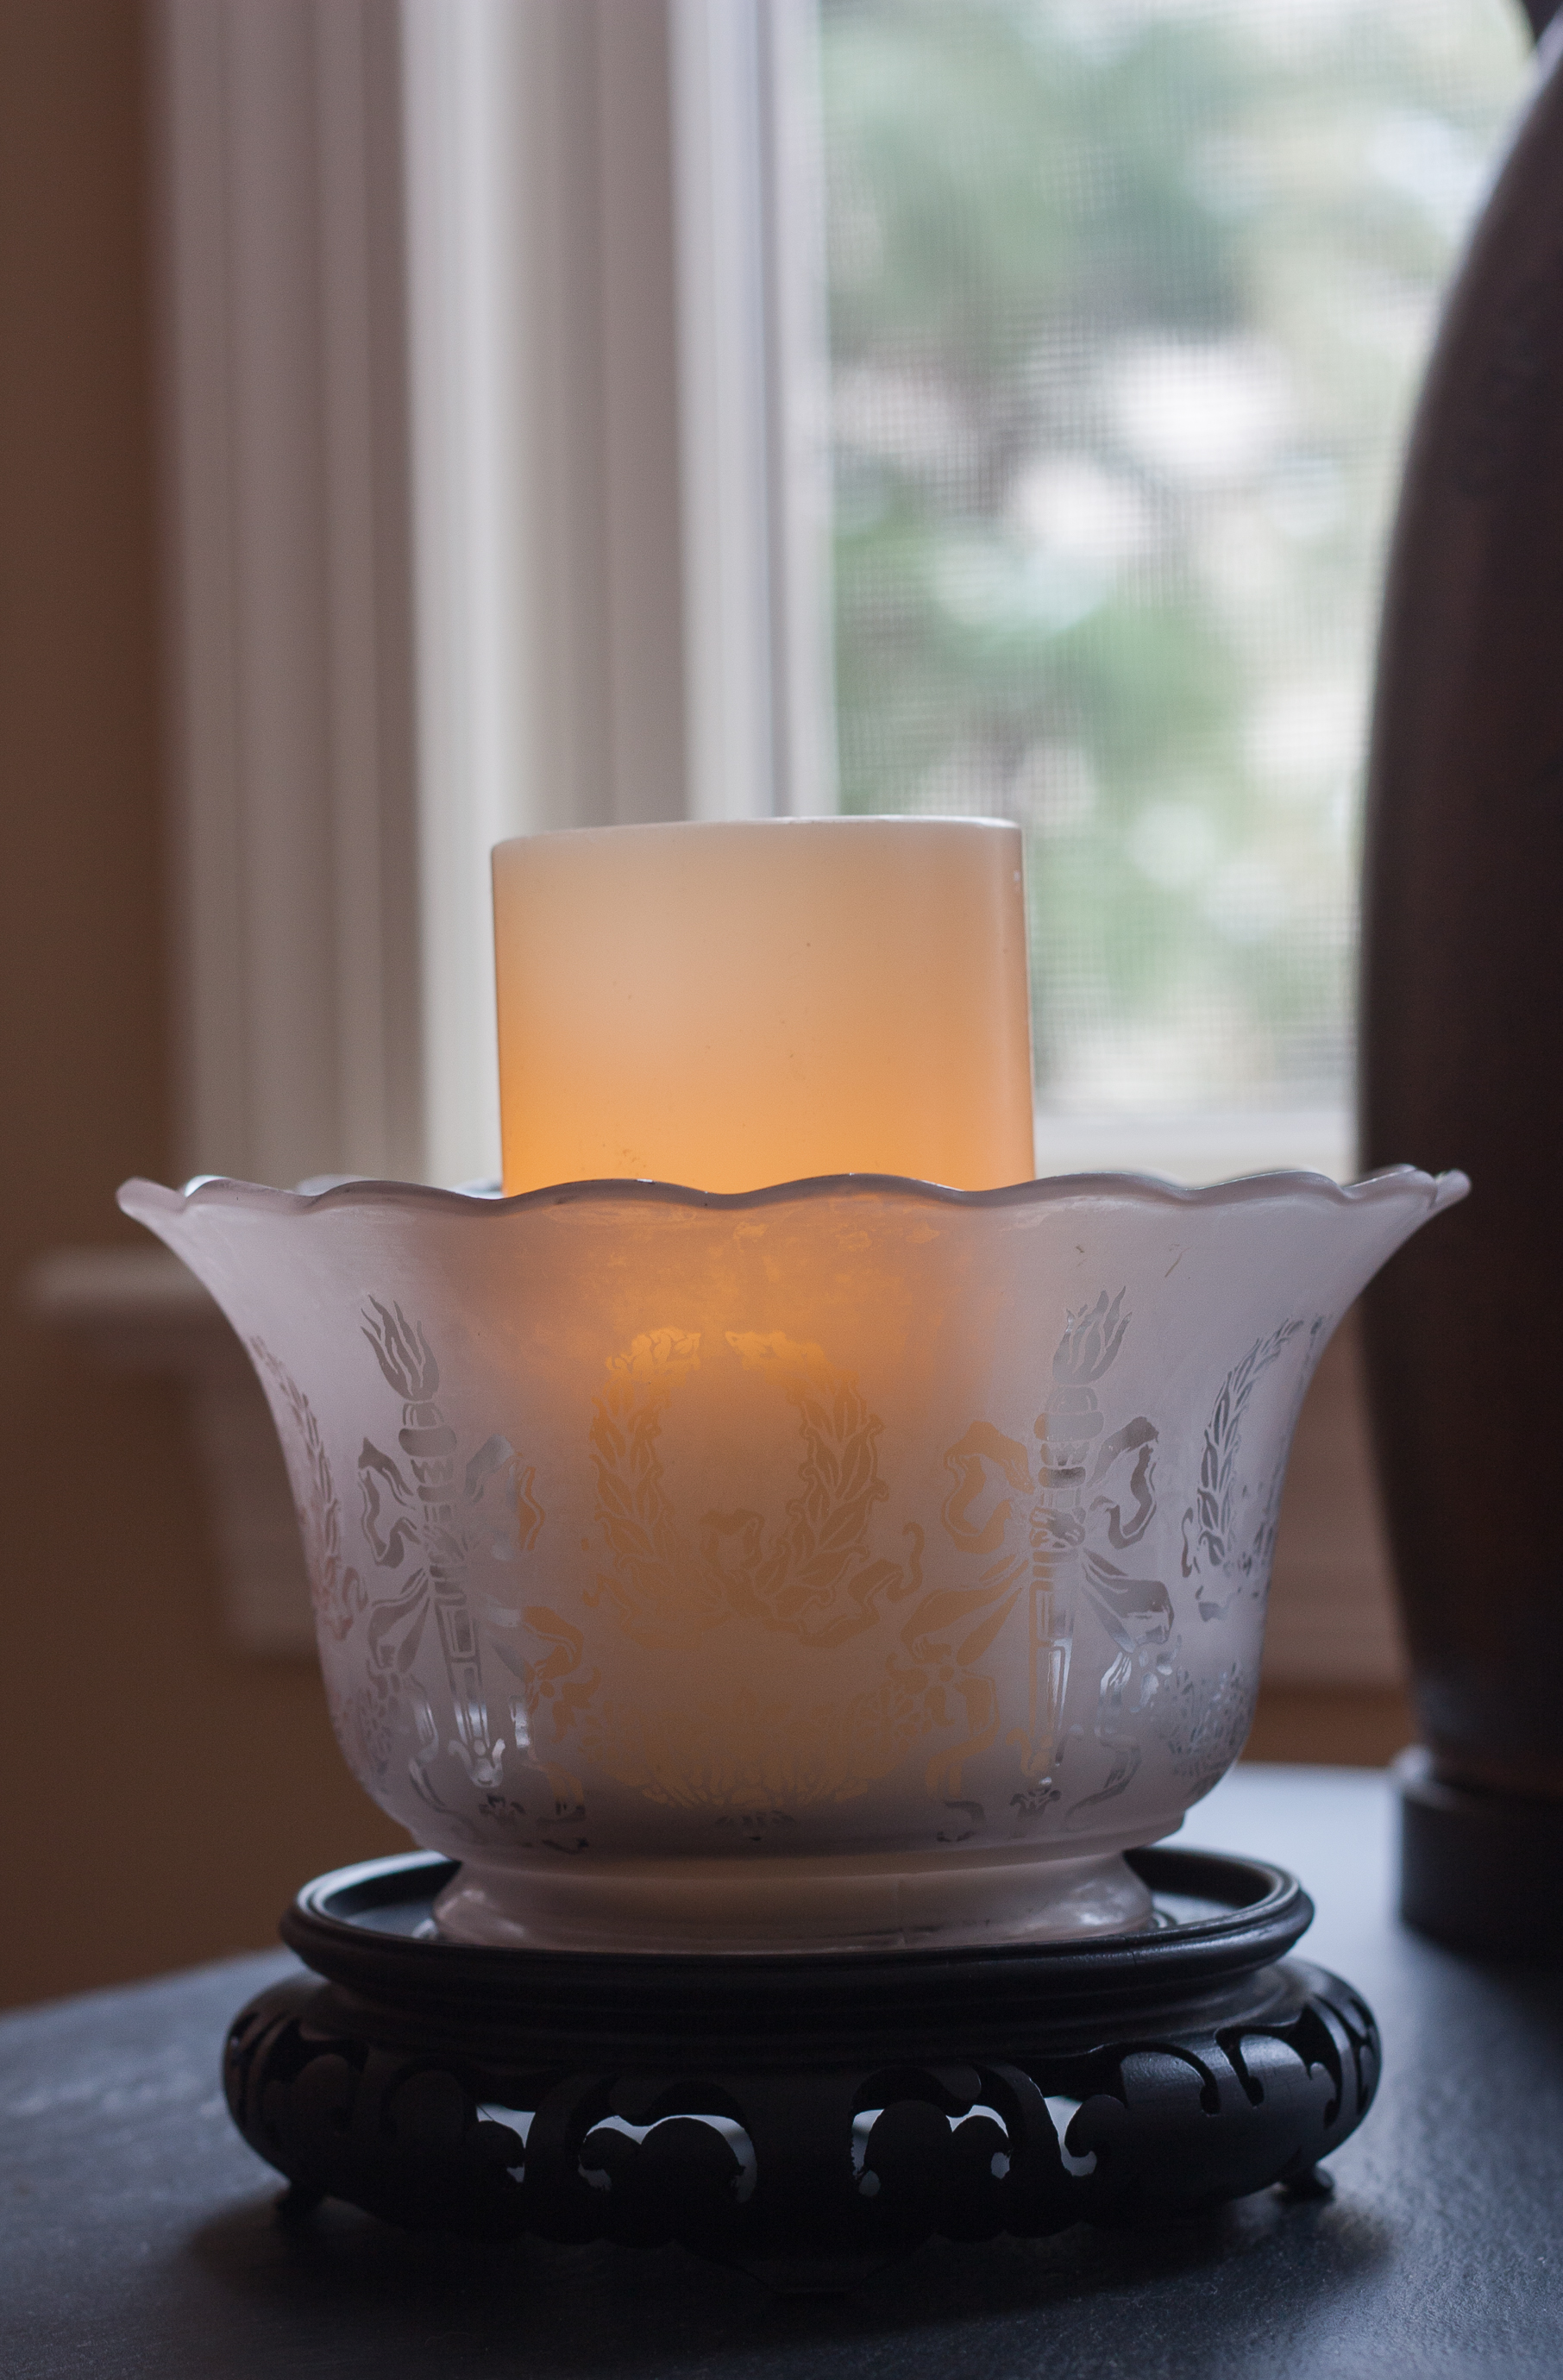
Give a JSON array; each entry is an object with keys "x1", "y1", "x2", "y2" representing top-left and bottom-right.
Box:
[{"x1": 250, "y1": 1339, "x2": 366, "y2": 1643}]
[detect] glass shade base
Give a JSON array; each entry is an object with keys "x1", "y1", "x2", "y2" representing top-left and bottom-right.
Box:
[{"x1": 430, "y1": 1842, "x2": 1158, "y2": 1955}]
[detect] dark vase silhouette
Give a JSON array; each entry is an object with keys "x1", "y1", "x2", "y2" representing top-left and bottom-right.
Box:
[{"x1": 1360, "y1": 3, "x2": 1563, "y2": 1953}]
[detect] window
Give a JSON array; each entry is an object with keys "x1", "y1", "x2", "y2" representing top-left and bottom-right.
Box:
[
  {"x1": 151, "y1": 0, "x2": 1528, "y2": 1194},
  {"x1": 820, "y1": 0, "x2": 1528, "y2": 1175}
]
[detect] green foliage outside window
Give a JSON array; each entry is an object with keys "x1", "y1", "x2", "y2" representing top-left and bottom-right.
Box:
[{"x1": 823, "y1": 0, "x2": 1526, "y2": 1117}]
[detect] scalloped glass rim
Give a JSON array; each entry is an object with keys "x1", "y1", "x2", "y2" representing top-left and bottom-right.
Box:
[
  {"x1": 112, "y1": 1152, "x2": 1470, "y2": 1951},
  {"x1": 119, "y1": 1162, "x2": 1470, "y2": 1225}
]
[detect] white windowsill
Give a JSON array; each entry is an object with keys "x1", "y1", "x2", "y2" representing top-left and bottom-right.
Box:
[
  {"x1": 21, "y1": 1246, "x2": 315, "y2": 1658},
  {"x1": 1033, "y1": 1106, "x2": 1355, "y2": 1188}
]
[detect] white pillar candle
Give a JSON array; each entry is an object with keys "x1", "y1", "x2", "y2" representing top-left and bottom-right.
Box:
[{"x1": 492, "y1": 816, "x2": 1034, "y2": 1194}]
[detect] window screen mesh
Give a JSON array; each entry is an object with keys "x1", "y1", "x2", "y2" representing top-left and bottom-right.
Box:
[{"x1": 822, "y1": 0, "x2": 1527, "y2": 1123}]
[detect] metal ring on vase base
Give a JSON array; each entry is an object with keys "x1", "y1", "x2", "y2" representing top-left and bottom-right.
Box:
[
  {"x1": 1396, "y1": 1748, "x2": 1563, "y2": 1961},
  {"x1": 223, "y1": 1845, "x2": 1379, "y2": 2286}
]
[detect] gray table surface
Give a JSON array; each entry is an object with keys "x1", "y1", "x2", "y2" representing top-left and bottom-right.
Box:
[{"x1": 3, "y1": 1766, "x2": 1560, "y2": 2380}]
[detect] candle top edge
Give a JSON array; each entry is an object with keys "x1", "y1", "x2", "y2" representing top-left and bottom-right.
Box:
[{"x1": 490, "y1": 814, "x2": 1022, "y2": 855}]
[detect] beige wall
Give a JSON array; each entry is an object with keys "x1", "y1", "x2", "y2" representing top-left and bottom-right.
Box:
[
  {"x1": 0, "y1": 0, "x2": 403, "y2": 2013},
  {"x1": 0, "y1": 0, "x2": 1412, "y2": 2013}
]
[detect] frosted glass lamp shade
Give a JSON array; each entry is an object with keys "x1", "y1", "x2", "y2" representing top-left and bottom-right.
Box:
[
  {"x1": 491, "y1": 817, "x2": 1035, "y2": 1196},
  {"x1": 120, "y1": 1162, "x2": 1466, "y2": 1953}
]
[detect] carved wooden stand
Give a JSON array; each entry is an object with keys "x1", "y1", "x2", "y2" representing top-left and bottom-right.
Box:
[{"x1": 224, "y1": 1846, "x2": 1378, "y2": 2289}]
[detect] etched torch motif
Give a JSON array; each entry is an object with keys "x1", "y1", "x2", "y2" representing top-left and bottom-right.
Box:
[
  {"x1": 356, "y1": 1299, "x2": 543, "y2": 1809},
  {"x1": 942, "y1": 1289, "x2": 1172, "y2": 1826}
]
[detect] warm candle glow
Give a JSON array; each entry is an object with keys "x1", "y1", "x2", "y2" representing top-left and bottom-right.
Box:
[{"x1": 493, "y1": 817, "x2": 1034, "y2": 1195}]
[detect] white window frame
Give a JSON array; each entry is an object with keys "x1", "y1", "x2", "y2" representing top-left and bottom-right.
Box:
[
  {"x1": 30, "y1": 0, "x2": 1398, "y2": 1685},
  {"x1": 154, "y1": 0, "x2": 424, "y2": 1194},
  {"x1": 149, "y1": 0, "x2": 835, "y2": 1199}
]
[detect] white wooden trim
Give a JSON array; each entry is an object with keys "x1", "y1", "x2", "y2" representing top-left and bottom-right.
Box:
[
  {"x1": 763, "y1": 0, "x2": 839, "y2": 819},
  {"x1": 671, "y1": 0, "x2": 775, "y2": 821},
  {"x1": 153, "y1": 1, "x2": 704, "y2": 1196},
  {"x1": 671, "y1": 0, "x2": 837, "y2": 821},
  {"x1": 22, "y1": 1250, "x2": 314, "y2": 1655},
  {"x1": 1033, "y1": 1106, "x2": 1354, "y2": 1186},
  {"x1": 152, "y1": 0, "x2": 423, "y2": 1190},
  {"x1": 399, "y1": 0, "x2": 532, "y2": 1190},
  {"x1": 401, "y1": 0, "x2": 698, "y2": 1185}
]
